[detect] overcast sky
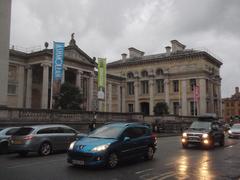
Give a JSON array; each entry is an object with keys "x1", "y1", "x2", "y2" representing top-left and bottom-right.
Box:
[{"x1": 10, "y1": 0, "x2": 240, "y2": 97}]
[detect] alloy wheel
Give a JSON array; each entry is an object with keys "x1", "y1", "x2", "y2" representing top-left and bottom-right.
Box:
[
  {"x1": 108, "y1": 153, "x2": 118, "y2": 168},
  {"x1": 40, "y1": 143, "x2": 51, "y2": 156}
]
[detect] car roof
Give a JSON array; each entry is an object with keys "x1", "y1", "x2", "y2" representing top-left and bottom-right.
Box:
[
  {"x1": 105, "y1": 122, "x2": 150, "y2": 128},
  {"x1": 18, "y1": 124, "x2": 72, "y2": 129}
]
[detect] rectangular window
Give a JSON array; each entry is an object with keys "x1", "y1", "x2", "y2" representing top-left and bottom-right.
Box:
[
  {"x1": 173, "y1": 80, "x2": 179, "y2": 92},
  {"x1": 190, "y1": 101, "x2": 198, "y2": 116},
  {"x1": 141, "y1": 80, "x2": 149, "y2": 94},
  {"x1": 156, "y1": 79, "x2": 164, "y2": 93},
  {"x1": 8, "y1": 84, "x2": 17, "y2": 95},
  {"x1": 173, "y1": 102, "x2": 180, "y2": 115},
  {"x1": 190, "y1": 79, "x2": 196, "y2": 91},
  {"x1": 128, "y1": 104, "x2": 134, "y2": 112},
  {"x1": 127, "y1": 82, "x2": 134, "y2": 95}
]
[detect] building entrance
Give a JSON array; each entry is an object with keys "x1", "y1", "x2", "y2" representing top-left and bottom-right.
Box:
[{"x1": 140, "y1": 102, "x2": 149, "y2": 115}]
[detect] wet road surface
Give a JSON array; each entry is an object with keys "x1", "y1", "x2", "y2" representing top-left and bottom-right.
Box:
[{"x1": 0, "y1": 136, "x2": 239, "y2": 180}]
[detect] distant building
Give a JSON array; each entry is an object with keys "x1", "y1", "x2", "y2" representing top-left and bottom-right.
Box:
[
  {"x1": 108, "y1": 40, "x2": 223, "y2": 116},
  {"x1": 222, "y1": 87, "x2": 240, "y2": 122}
]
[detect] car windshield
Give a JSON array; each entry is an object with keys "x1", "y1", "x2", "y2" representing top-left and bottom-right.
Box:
[
  {"x1": 231, "y1": 124, "x2": 240, "y2": 129},
  {"x1": 13, "y1": 127, "x2": 34, "y2": 136},
  {"x1": 88, "y1": 125, "x2": 123, "y2": 139},
  {"x1": 189, "y1": 121, "x2": 211, "y2": 130}
]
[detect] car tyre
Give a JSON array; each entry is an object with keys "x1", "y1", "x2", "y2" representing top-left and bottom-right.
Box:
[
  {"x1": 107, "y1": 152, "x2": 118, "y2": 168},
  {"x1": 219, "y1": 137, "x2": 225, "y2": 147},
  {"x1": 182, "y1": 143, "x2": 188, "y2": 149},
  {"x1": 39, "y1": 142, "x2": 52, "y2": 156},
  {"x1": 144, "y1": 146, "x2": 154, "y2": 160}
]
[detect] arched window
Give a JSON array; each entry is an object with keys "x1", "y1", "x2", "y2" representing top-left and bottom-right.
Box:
[
  {"x1": 141, "y1": 70, "x2": 148, "y2": 77},
  {"x1": 156, "y1": 68, "x2": 164, "y2": 76},
  {"x1": 127, "y1": 72, "x2": 134, "y2": 79}
]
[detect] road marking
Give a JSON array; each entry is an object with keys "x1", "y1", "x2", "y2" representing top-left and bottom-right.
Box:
[
  {"x1": 158, "y1": 172, "x2": 177, "y2": 180},
  {"x1": 165, "y1": 162, "x2": 175, "y2": 166},
  {"x1": 144, "y1": 171, "x2": 175, "y2": 180},
  {"x1": 7, "y1": 157, "x2": 66, "y2": 169},
  {"x1": 136, "y1": 168, "x2": 153, "y2": 174}
]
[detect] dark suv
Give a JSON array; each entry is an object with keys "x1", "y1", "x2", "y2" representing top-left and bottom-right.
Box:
[
  {"x1": 181, "y1": 116, "x2": 225, "y2": 149},
  {"x1": 68, "y1": 122, "x2": 157, "y2": 168}
]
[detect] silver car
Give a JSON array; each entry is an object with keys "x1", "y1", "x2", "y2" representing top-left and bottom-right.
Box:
[
  {"x1": 9, "y1": 124, "x2": 82, "y2": 156},
  {"x1": 228, "y1": 123, "x2": 240, "y2": 138},
  {"x1": 0, "y1": 127, "x2": 19, "y2": 154}
]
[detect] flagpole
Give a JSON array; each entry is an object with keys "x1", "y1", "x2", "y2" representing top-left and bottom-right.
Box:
[{"x1": 50, "y1": 42, "x2": 55, "y2": 109}]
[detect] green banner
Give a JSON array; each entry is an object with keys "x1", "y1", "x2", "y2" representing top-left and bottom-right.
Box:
[{"x1": 97, "y1": 58, "x2": 106, "y2": 100}]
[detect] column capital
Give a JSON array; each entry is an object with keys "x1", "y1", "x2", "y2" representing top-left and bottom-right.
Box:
[{"x1": 40, "y1": 63, "x2": 51, "y2": 67}]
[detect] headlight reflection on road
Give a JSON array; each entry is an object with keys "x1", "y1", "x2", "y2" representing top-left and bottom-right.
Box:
[
  {"x1": 177, "y1": 154, "x2": 189, "y2": 179},
  {"x1": 198, "y1": 152, "x2": 214, "y2": 180}
]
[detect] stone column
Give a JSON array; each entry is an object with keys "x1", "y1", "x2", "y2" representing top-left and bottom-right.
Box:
[
  {"x1": 61, "y1": 67, "x2": 66, "y2": 84},
  {"x1": 108, "y1": 83, "x2": 112, "y2": 112},
  {"x1": 117, "y1": 84, "x2": 121, "y2": 112},
  {"x1": 122, "y1": 85, "x2": 126, "y2": 112},
  {"x1": 17, "y1": 65, "x2": 25, "y2": 108},
  {"x1": 181, "y1": 80, "x2": 187, "y2": 116},
  {"x1": 134, "y1": 80, "x2": 139, "y2": 112},
  {"x1": 88, "y1": 72, "x2": 94, "y2": 111},
  {"x1": 76, "y1": 70, "x2": 82, "y2": 90},
  {"x1": 41, "y1": 64, "x2": 49, "y2": 109},
  {"x1": 199, "y1": 78, "x2": 207, "y2": 115},
  {"x1": 0, "y1": 0, "x2": 11, "y2": 107},
  {"x1": 149, "y1": 79, "x2": 154, "y2": 115},
  {"x1": 218, "y1": 83, "x2": 222, "y2": 117},
  {"x1": 25, "y1": 66, "x2": 32, "y2": 108},
  {"x1": 164, "y1": 79, "x2": 170, "y2": 106}
]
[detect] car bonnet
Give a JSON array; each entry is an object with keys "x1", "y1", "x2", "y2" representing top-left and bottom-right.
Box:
[{"x1": 74, "y1": 137, "x2": 117, "y2": 152}]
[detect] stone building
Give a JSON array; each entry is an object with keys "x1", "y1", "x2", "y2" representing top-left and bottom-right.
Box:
[
  {"x1": 222, "y1": 87, "x2": 240, "y2": 122},
  {"x1": 7, "y1": 36, "x2": 125, "y2": 112},
  {"x1": 107, "y1": 40, "x2": 223, "y2": 116}
]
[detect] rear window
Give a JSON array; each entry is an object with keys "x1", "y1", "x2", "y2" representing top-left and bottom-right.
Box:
[
  {"x1": 6, "y1": 128, "x2": 19, "y2": 135},
  {"x1": 14, "y1": 127, "x2": 34, "y2": 135}
]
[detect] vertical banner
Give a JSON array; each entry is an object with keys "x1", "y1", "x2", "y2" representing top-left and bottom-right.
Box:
[
  {"x1": 97, "y1": 58, "x2": 106, "y2": 100},
  {"x1": 51, "y1": 42, "x2": 65, "y2": 108}
]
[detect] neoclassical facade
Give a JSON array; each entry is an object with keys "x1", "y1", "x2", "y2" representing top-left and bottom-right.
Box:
[
  {"x1": 108, "y1": 40, "x2": 223, "y2": 116},
  {"x1": 7, "y1": 36, "x2": 125, "y2": 112}
]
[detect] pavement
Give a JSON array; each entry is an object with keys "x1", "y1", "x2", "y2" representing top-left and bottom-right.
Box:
[{"x1": 0, "y1": 136, "x2": 240, "y2": 180}]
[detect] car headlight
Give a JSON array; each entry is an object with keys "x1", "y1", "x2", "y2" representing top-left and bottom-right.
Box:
[
  {"x1": 69, "y1": 141, "x2": 76, "y2": 150},
  {"x1": 202, "y1": 133, "x2": 209, "y2": 138},
  {"x1": 182, "y1": 133, "x2": 187, "y2": 137},
  {"x1": 91, "y1": 144, "x2": 110, "y2": 152},
  {"x1": 228, "y1": 130, "x2": 232, "y2": 134}
]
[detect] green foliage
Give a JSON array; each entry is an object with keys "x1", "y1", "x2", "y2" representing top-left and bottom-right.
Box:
[
  {"x1": 154, "y1": 102, "x2": 169, "y2": 116},
  {"x1": 54, "y1": 83, "x2": 83, "y2": 110}
]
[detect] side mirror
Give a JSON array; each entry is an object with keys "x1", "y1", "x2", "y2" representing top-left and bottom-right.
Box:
[{"x1": 123, "y1": 137, "x2": 130, "y2": 142}]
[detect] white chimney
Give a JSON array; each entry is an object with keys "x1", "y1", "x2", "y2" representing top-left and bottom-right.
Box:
[
  {"x1": 171, "y1": 40, "x2": 186, "y2": 52},
  {"x1": 121, "y1": 53, "x2": 127, "y2": 62},
  {"x1": 165, "y1": 46, "x2": 171, "y2": 54},
  {"x1": 128, "y1": 47, "x2": 144, "y2": 58}
]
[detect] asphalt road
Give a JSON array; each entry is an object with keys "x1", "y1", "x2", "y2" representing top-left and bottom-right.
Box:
[{"x1": 0, "y1": 136, "x2": 240, "y2": 180}]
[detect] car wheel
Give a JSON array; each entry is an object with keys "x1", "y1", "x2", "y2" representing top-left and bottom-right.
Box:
[
  {"x1": 18, "y1": 151, "x2": 28, "y2": 157},
  {"x1": 219, "y1": 137, "x2": 225, "y2": 147},
  {"x1": 182, "y1": 143, "x2": 188, "y2": 149},
  {"x1": 39, "y1": 142, "x2": 52, "y2": 156},
  {"x1": 107, "y1": 153, "x2": 118, "y2": 168},
  {"x1": 144, "y1": 146, "x2": 154, "y2": 160}
]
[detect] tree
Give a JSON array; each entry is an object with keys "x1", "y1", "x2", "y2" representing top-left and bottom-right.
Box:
[
  {"x1": 54, "y1": 83, "x2": 83, "y2": 110},
  {"x1": 154, "y1": 102, "x2": 169, "y2": 116}
]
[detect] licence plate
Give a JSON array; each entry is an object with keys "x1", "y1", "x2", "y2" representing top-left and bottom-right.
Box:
[
  {"x1": 72, "y1": 160, "x2": 84, "y2": 165},
  {"x1": 12, "y1": 140, "x2": 22, "y2": 145}
]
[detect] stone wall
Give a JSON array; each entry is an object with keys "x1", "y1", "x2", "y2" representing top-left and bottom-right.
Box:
[{"x1": 0, "y1": 107, "x2": 144, "y2": 132}]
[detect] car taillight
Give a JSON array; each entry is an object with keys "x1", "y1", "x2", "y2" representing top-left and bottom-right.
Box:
[
  {"x1": 151, "y1": 134, "x2": 157, "y2": 143},
  {"x1": 23, "y1": 135, "x2": 33, "y2": 140}
]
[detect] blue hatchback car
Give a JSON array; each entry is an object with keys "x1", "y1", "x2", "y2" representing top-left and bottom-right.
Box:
[{"x1": 67, "y1": 122, "x2": 157, "y2": 168}]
